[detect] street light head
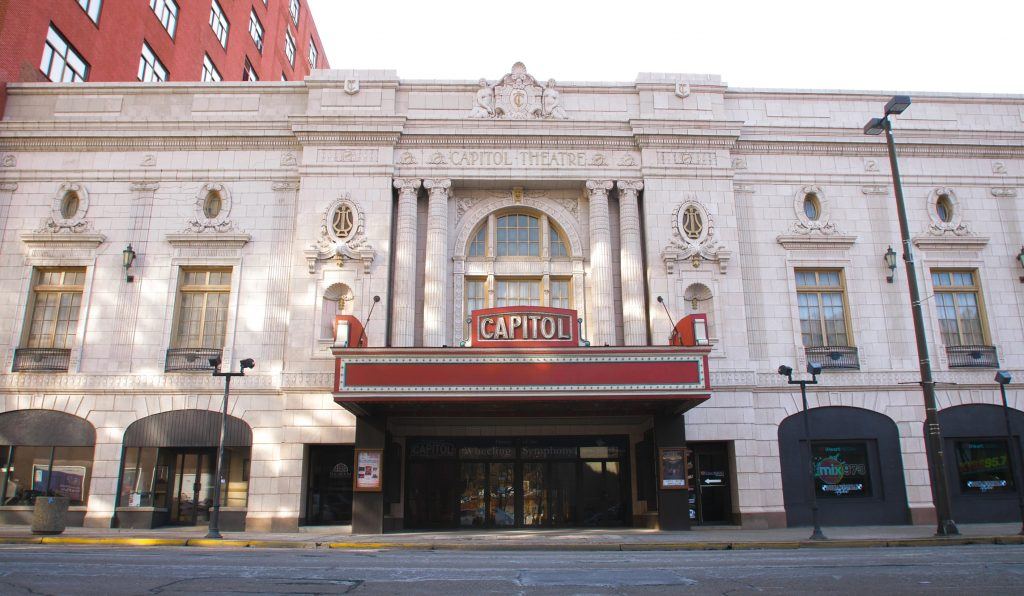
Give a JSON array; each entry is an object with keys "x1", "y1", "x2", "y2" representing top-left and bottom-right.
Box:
[
  {"x1": 239, "y1": 358, "x2": 255, "y2": 371},
  {"x1": 995, "y1": 370, "x2": 1012, "y2": 385},
  {"x1": 807, "y1": 362, "x2": 823, "y2": 376},
  {"x1": 863, "y1": 117, "x2": 886, "y2": 136},
  {"x1": 208, "y1": 356, "x2": 222, "y2": 369},
  {"x1": 884, "y1": 95, "x2": 912, "y2": 116},
  {"x1": 777, "y1": 365, "x2": 793, "y2": 377}
]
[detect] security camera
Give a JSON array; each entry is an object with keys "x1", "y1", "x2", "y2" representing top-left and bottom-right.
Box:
[
  {"x1": 995, "y1": 370, "x2": 1012, "y2": 385},
  {"x1": 777, "y1": 365, "x2": 793, "y2": 377},
  {"x1": 807, "y1": 362, "x2": 823, "y2": 376},
  {"x1": 239, "y1": 358, "x2": 256, "y2": 371},
  {"x1": 208, "y1": 356, "x2": 222, "y2": 368}
]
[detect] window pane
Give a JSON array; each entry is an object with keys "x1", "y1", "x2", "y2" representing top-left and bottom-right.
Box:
[{"x1": 795, "y1": 271, "x2": 817, "y2": 287}]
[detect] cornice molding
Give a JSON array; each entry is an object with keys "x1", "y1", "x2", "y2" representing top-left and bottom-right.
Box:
[
  {"x1": 911, "y1": 234, "x2": 990, "y2": 252},
  {"x1": 736, "y1": 140, "x2": 1024, "y2": 159},
  {"x1": 395, "y1": 136, "x2": 638, "y2": 150},
  {"x1": 776, "y1": 234, "x2": 858, "y2": 251},
  {"x1": 0, "y1": 136, "x2": 299, "y2": 152},
  {"x1": 166, "y1": 232, "x2": 252, "y2": 249}
]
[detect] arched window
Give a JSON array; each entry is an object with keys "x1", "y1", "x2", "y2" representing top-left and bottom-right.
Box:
[
  {"x1": 321, "y1": 283, "x2": 354, "y2": 339},
  {"x1": 496, "y1": 214, "x2": 540, "y2": 257},
  {"x1": 468, "y1": 227, "x2": 486, "y2": 257},
  {"x1": 549, "y1": 222, "x2": 568, "y2": 257}
]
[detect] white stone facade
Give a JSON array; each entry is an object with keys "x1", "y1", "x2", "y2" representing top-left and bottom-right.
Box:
[{"x1": 0, "y1": 64, "x2": 1022, "y2": 530}]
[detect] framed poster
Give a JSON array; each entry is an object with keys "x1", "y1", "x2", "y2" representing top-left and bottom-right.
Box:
[
  {"x1": 659, "y1": 447, "x2": 688, "y2": 490},
  {"x1": 354, "y1": 449, "x2": 383, "y2": 492}
]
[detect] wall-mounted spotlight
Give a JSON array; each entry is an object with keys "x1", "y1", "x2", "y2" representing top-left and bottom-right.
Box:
[
  {"x1": 884, "y1": 246, "x2": 897, "y2": 283},
  {"x1": 1017, "y1": 246, "x2": 1024, "y2": 283},
  {"x1": 122, "y1": 244, "x2": 137, "y2": 282}
]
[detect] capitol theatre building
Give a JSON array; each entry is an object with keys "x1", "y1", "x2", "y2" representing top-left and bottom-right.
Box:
[{"x1": 0, "y1": 63, "x2": 1022, "y2": 533}]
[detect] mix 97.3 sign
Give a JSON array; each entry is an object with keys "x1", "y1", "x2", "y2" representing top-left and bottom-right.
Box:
[{"x1": 471, "y1": 307, "x2": 580, "y2": 348}]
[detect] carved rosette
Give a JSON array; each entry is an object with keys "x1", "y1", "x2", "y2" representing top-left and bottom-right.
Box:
[
  {"x1": 306, "y1": 193, "x2": 374, "y2": 274},
  {"x1": 661, "y1": 195, "x2": 731, "y2": 274}
]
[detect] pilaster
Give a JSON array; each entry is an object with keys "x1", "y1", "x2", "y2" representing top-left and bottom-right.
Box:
[
  {"x1": 422, "y1": 179, "x2": 451, "y2": 346},
  {"x1": 618, "y1": 180, "x2": 646, "y2": 346},
  {"x1": 391, "y1": 178, "x2": 421, "y2": 346},
  {"x1": 586, "y1": 179, "x2": 615, "y2": 345}
]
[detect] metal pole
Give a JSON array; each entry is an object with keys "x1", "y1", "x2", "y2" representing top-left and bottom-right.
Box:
[
  {"x1": 997, "y1": 382, "x2": 1024, "y2": 535},
  {"x1": 800, "y1": 381, "x2": 825, "y2": 540},
  {"x1": 883, "y1": 118, "x2": 958, "y2": 536},
  {"x1": 206, "y1": 373, "x2": 231, "y2": 540}
]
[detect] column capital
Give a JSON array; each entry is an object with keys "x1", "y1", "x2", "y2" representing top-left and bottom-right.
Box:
[
  {"x1": 393, "y1": 178, "x2": 421, "y2": 195},
  {"x1": 617, "y1": 180, "x2": 644, "y2": 194},
  {"x1": 424, "y1": 178, "x2": 452, "y2": 195},
  {"x1": 586, "y1": 180, "x2": 614, "y2": 195}
]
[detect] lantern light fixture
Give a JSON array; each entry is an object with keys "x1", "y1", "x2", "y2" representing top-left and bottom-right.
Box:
[
  {"x1": 885, "y1": 246, "x2": 898, "y2": 283},
  {"x1": 122, "y1": 244, "x2": 137, "y2": 282}
]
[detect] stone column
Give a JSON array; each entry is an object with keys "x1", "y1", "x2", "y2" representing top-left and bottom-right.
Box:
[
  {"x1": 586, "y1": 180, "x2": 615, "y2": 345},
  {"x1": 422, "y1": 179, "x2": 450, "y2": 346},
  {"x1": 617, "y1": 180, "x2": 646, "y2": 346},
  {"x1": 112, "y1": 181, "x2": 158, "y2": 369},
  {"x1": 391, "y1": 179, "x2": 420, "y2": 346}
]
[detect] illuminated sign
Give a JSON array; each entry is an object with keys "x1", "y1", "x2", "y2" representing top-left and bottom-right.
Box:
[{"x1": 471, "y1": 306, "x2": 580, "y2": 348}]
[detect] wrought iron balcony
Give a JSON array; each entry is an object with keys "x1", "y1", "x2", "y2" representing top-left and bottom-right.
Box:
[
  {"x1": 165, "y1": 348, "x2": 222, "y2": 372},
  {"x1": 12, "y1": 348, "x2": 71, "y2": 372},
  {"x1": 804, "y1": 346, "x2": 859, "y2": 370},
  {"x1": 946, "y1": 345, "x2": 999, "y2": 369}
]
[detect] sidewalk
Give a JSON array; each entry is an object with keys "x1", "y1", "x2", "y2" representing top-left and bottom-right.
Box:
[{"x1": 1, "y1": 523, "x2": 1022, "y2": 551}]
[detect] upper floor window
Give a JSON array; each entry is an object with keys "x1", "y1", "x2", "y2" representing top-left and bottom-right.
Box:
[
  {"x1": 549, "y1": 279, "x2": 571, "y2": 309},
  {"x1": 284, "y1": 29, "x2": 296, "y2": 66},
  {"x1": 549, "y1": 222, "x2": 568, "y2": 257},
  {"x1": 209, "y1": 0, "x2": 229, "y2": 48},
  {"x1": 242, "y1": 58, "x2": 258, "y2": 82},
  {"x1": 248, "y1": 10, "x2": 264, "y2": 52},
  {"x1": 25, "y1": 268, "x2": 85, "y2": 350},
  {"x1": 466, "y1": 279, "x2": 486, "y2": 314},
  {"x1": 201, "y1": 54, "x2": 221, "y2": 82},
  {"x1": 495, "y1": 279, "x2": 541, "y2": 307},
  {"x1": 289, "y1": 0, "x2": 301, "y2": 25},
  {"x1": 77, "y1": 0, "x2": 102, "y2": 23},
  {"x1": 795, "y1": 270, "x2": 850, "y2": 348},
  {"x1": 496, "y1": 214, "x2": 540, "y2": 257},
  {"x1": 173, "y1": 269, "x2": 231, "y2": 350},
  {"x1": 40, "y1": 25, "x2": 88, "y2": 82},
  {"x1": 308, "y1": 39, "x2": 318, "y2": 68},
  {"x1": 468, "y1": 227, "x2": 486, "y2": 257},
  {"x1": 932, "y1": 270, "x2": 985, "y2": 346},
  {"x1": 149, "y1": 0, "x2": 178, "y2": 38},
  {"x1": 137, "y1": 42, "x2": 168, "y2": 82}
]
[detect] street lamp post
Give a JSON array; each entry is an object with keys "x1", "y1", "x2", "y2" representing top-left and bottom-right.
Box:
[
  {"x1": 994, "y1": 371, "x2": 1024, "y2": 535},
  {"x1": 864, "y1": 96, "x2": 959, "y2": 536},
  {"x1": 206, "y1": 356, "x2": 255, "y2": 540},
  {"x1": 779, "y1": 362, "x2": 826, "y2": 541}
]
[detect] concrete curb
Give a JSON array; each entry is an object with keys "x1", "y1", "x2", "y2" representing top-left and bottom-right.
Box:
[{"x1": 0, "y1": 534, "x2": 1021, "y2": 551}]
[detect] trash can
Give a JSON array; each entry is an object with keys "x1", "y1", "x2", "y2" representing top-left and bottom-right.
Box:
[{"x1": 32, "y1": 496, "x2": 70, "y2": 535}]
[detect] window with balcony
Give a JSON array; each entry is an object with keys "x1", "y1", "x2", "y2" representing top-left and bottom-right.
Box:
[
  {"x1": 166, "y1": 268, "x2": 231, "y2": 372},
  {"x1": 77, "y1": 0, "x2": 102, "y2": 23},
  {"x1": 284, "y1": 29, "x2": 296, "y2": 66},
  {"x1": 248, "y1": 10, "x2": 264, "y2": 52},
  {"x1": 201, "y1": 54, "x2": 221, "y2": 82},
  {"x1": 932, "y1": 270, "x2": 997, "y2": 368},
  {"x1": 13, "y1": 268, "x2": 85, "y2": 372},
  {"x1": 289, "y1": 0, "x2": 301, "y2": 26},
  {"x1": 137, "y1": 42, "x2": 168, "y2": 82},
  {"x1": 209, "y1": 0, "x2": 229, "y2": 48},
  {"x1": 796, "y1": 269, "x2": 858, "y2": 369},
  {"x1": 39, "y1": 25, "x2": 88, "y2": 82},
  {"x1": 308, "y1": 39, "x2": 318, "y2": 68},
  {"x1": 149, "y1": 0, "x2": 178, "y2": 37}
]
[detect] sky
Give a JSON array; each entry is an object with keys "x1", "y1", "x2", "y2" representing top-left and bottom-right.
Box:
[{"x1": 306, "y1": 0, "x2": 1024, "y2": 95}]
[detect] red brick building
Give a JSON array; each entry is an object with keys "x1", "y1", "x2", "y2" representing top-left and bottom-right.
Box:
[{"x1": 0, "y1": 0, "x2": 330, "y2": 113}]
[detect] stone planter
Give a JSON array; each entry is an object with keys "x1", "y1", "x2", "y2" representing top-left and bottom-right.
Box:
[{"x1": 31, "y1": 496, "x2": 70, "y2": 535}]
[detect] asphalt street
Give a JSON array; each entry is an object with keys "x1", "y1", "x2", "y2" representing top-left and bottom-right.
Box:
[{"x1": 0, "y1": 544, "x2": 1021, "y2": 594}]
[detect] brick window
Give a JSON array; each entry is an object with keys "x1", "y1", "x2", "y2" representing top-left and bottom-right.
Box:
[
  {"x1": 248, "y1": 10, "x2": 264, "y2": 52},
  {"x1": 932, "y1": 270, "x2": 986, "y2": 346},
  {"x1": 149, "y1": 0, "x2": 178, "y2": 38},
  {"x1": 138, "y1": 42, "x2": 168, "y2": 82},
  {"x1": 284, "y1": 29, "x2": 296, "y2": 66},
  {"x1": 242, "y1": 58, "x2": 258, "y2": 82},
  {"x1": 289, "y1": 0, "x2": 300, "y2": 26},
  {"x1": 308, "y1": 39, "x2": 318, "y2": 68},
  {"x1": 173, "y1": 269, "x2": 231, "y2": 350},
  {"x1": 77, "y1": 0, "x2": 102, "y2": 24},
  {"x1": 201, "y1": 54, "x2": 221, "y2": 82},
  {"x1": 795, "y1": 270, "x2": 851, "y2": 348},
  {"x1": 40, "y1": 25, "x2": 88, "y2": 82},
  {"x1": 209, "y1": 0, "x2": 229, "y2": 48}
]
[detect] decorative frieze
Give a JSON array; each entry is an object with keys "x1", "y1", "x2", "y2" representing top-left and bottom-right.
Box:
[
  {"x1": 655, "y1": 151, "x2": 718, "y2": 167},
  {"x1": 468, "y1": 62, "x2": 568, "y2": 120},
  {"x1": 395, "y1": 149, "x2": 641, "y2": 169}
]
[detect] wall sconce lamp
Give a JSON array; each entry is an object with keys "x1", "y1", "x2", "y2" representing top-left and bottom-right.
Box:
[
  {"x1": 1017, "y1": 246, "x2": 1024, "y2": 283},
  {"x1": 884, "y1": 246, "x2": 897, "y2": 283},
  {"x1": 122, "y1": 244, "x2": 137, "y2": 282}
]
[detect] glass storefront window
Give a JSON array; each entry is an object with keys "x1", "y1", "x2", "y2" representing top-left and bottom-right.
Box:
[
  {"x1": 812, "y1": 442, "x2": 873, "y2": 498},
  {"x1": 117, "y1": 447, "x2": 250, "y2": 509},
  {"x1": 0, "y1": 445, "x2": 93, "y2": 506},
  {"x1": 955, "y1": 439, "x2": 1014, "y2": 493}
]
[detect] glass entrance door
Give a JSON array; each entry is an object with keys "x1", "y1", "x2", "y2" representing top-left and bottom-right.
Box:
[
  {"x1": 305, "y1": 446, "x2": 355, "y2": 525},
  {"x1": 580, "y1": 460, "x2": 624, "y2": 526},
  {"x1": 691, "y1": 442, "x2": 733, "y2": 524},
  {"x1": 458, "y1": 462, "x2": 516, "y2": 527},
  {"x1": 171, "y1": 450, "x2": 215, "y2": 525},
  {"x1": 489, "y1": 462, "x2": 515, "y2": 527}
]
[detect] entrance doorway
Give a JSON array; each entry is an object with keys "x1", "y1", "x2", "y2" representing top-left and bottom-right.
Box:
[
  {"x1": 688, "y1": 442, "x2": 733, "y2": 524},
  {"x1": 305, "y1": 445, "x2": 354, "y2": 525},
  {"x1": 169, "y1": 450, "x2": 216, "y2": 525},
  {"x1": 405, "y1": 436, "x2": 628, "y2": 529}
]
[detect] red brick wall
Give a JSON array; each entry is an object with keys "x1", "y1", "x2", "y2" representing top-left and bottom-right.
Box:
[{"x1": 0, "y1": 0, "x2": 329, "y2": 88}]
